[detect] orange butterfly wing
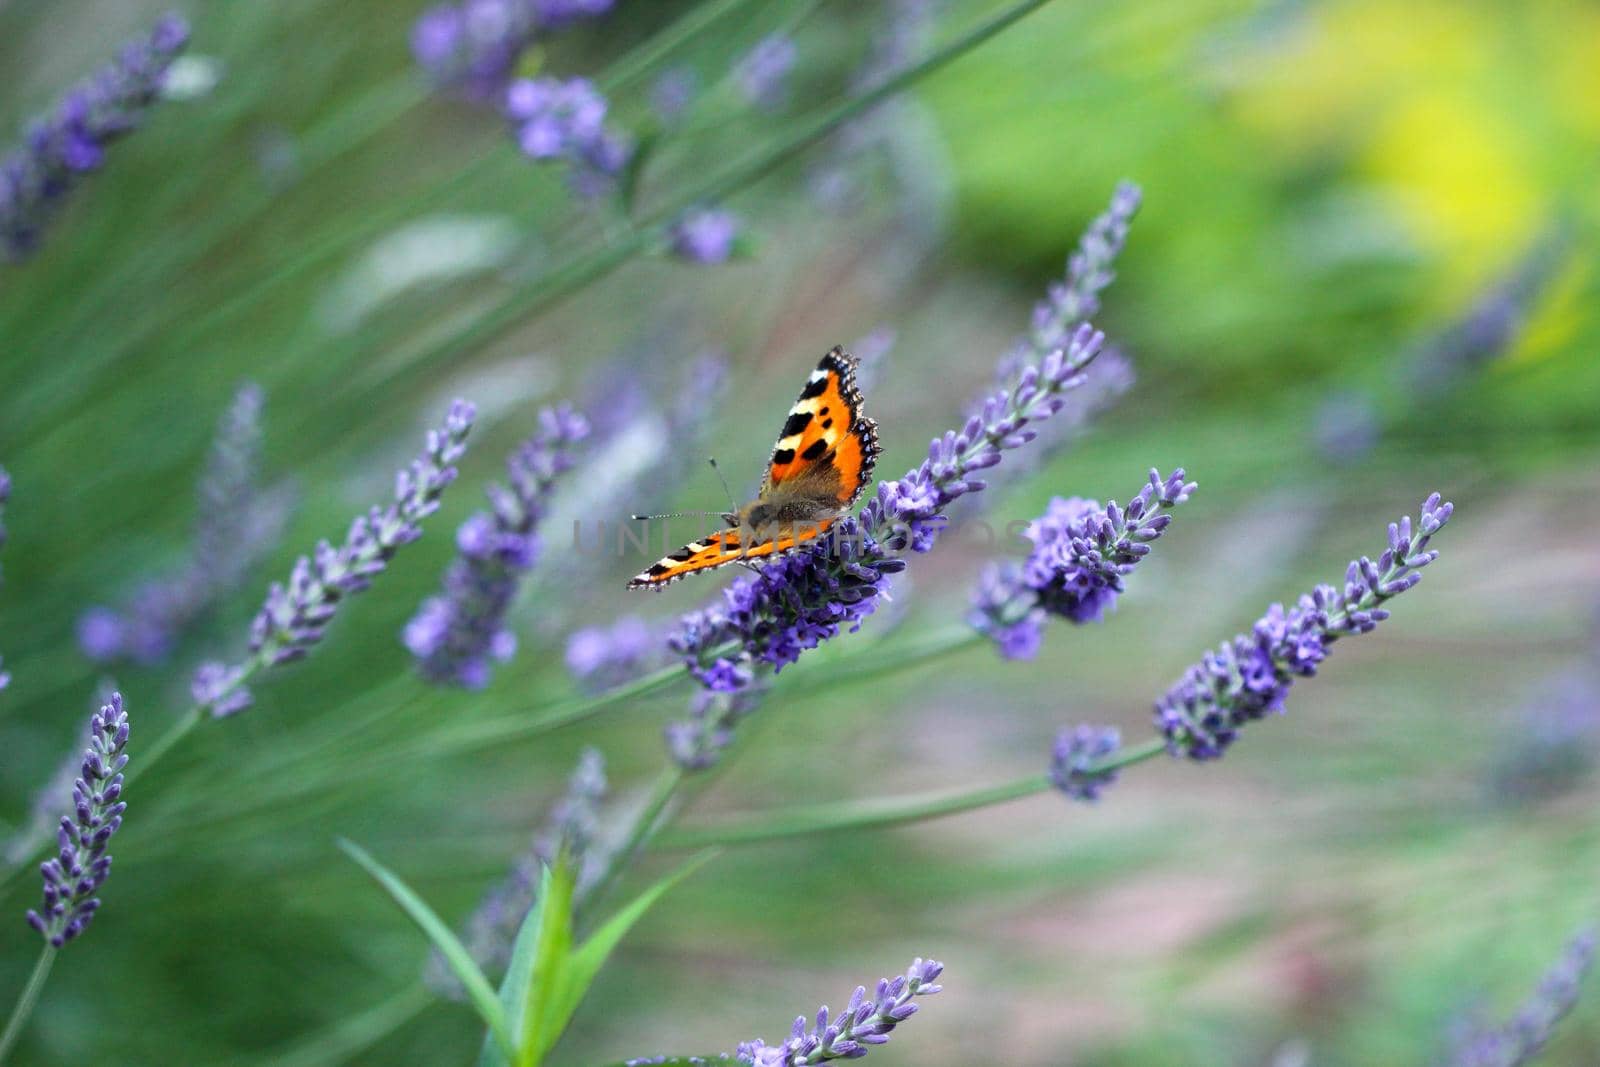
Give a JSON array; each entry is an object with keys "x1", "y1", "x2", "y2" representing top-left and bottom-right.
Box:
[
  {"x1": 626, "y1": 521, "x2": 837, "y2": 590},
  {"x1": 763, "y1": 347, "x2": 879, "y2": 506}
]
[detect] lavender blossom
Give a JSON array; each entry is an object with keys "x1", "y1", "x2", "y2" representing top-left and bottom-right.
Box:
[
  {"x1": 665, "y1": 684, "x2": 769, "y2": 772},
  {"x1": 1485, "y1": 668, "x2": 1600, "y2": 805},
  {"x1": 736, "y1": 35, "x2": 797, "y2": 111},
  {"x1": 506, "y1": 76, "x2": 631, "y2": 197},
  {"x1": 1, "y1": 14, "x2": 189, "y2": 260},
  {"x1": 970, "y1": 468, "x2": 1195, "y2": 660},
  {"x1": 651, "y1": 67, "x2": 697, "y2": 125},
  {"x1": 25, "y1": 694, "x2": 129, "y2": 947},
  {"x1": 1050, "y1": 724, "x2": 1122, "y2": 802},
  {"x1": 191, "y1": 400, "x2": 475, "y2": 716},
  {"x1": 670, "y1": 207, "x2": 742, "y2": 265},
  {"x1": 1407, "y1": 228, "x2": 1570, "y2": 399},
  {"x1": 406, "y1": 404, "x2": 587, "y2": 688},
  {"x1": 735, "y1": 957, "x2": 944, "y2": 1065},
  {"x1": 566, "y1": 615, "x2": 662, "y2": 691},
  {"x1": 665, "y1": 325, "x2": 1109, "y2": 769},
  {"x1": 852, "y1": 0, "x2": 940, "y2": 94},
  {"x1": 1444, "y1": 929, "x2": 1595, "y2": 1067},
  {"x1": 79, "y1": 382, "x2": 292, "y2": 665},
  {"x1": 411, "y1": 0, "x2": 615, "y2": 98},
  {"x1": 425, "y1": 747, "x2": 608, "y2": 995},
  {"x1": 1157, "y1": 493, "x2": 1453, "y2": 761}
]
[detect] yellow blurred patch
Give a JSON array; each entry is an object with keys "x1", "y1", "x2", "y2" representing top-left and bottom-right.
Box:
[{"x1": 1503, "y1": 256, "x2": 1589, "y2": 368}]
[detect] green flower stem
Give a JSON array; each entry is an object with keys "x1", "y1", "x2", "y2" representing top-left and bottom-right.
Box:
[
  {"x1": 0, "y1": 945, "x2": 57, "y2": 1063},
  {"x1": 652, "y1": 738, "x2": 1171, "y2": 848}
]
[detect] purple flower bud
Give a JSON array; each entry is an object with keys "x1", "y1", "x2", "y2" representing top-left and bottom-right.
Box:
[{"x1": 669, "y1": 207, "x2": 742, "y2": 265}]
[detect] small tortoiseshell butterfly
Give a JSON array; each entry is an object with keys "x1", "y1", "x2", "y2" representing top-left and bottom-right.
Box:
[{"x1": 627, "y1": 346, "x2": 881, "y2": 589}]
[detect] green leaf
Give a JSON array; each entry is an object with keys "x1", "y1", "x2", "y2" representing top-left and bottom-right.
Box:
[
  {"x1": 477, "y1": 855, "x2": 577, "y2": 1067},
  {"x1": 553, "y1": 850, "x2": 721, "y2": 1036},
  {"x1": 337, "y1": 839, "x2": 515, "y2": 1062}
]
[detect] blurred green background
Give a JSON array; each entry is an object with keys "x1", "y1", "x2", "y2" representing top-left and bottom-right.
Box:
[{"x1": 1, "y1": 0, "x2": 1598, "y2": 1064}]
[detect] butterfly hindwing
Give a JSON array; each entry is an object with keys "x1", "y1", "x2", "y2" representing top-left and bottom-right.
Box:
[
  {"x1": 626, "y1": 521, "x2": 837, "y2": 589},
  {"x1": 762, "y1": 346, "x2": 879, "y2": 507}
]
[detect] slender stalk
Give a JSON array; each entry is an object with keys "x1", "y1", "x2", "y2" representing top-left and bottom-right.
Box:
[
  {"x1": 582, "y1": 764, "x2": 685, "y2": 922},
  {"x1": 0, "y1": 946, "x2": 57, "y2": 1064},
  {"x1": 653, "y1": 738, "x2": 1171, "y2": 848}
]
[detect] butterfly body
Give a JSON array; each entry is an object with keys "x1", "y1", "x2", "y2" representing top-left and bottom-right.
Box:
[{"x1": 627, "y1": 347, "x2": 880, "y2": 590}]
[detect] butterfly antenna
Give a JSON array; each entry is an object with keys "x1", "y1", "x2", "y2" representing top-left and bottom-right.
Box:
[
  {"x1": 707, "y1": 456, "x2": 739, "y2": 513},
  {"x1": 628, "y1": 509, "x2": 727, "y2": 521}
]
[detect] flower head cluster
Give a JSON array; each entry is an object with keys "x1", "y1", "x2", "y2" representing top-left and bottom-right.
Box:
[
  {"x1": 406, "y1": 404, "x2": 588, "y2": 688},
  {"x1": 736, "y1": 958, "x2": 944, "y2": 1065},
  {"x1": 665, "y1": 326, "x2": 1109, "y2": 769},
  {"x1": 425, "y1": 747, "x2": 608, "y2": 995},
  {"x1": 670, "y1": 207, "x2": 742, "y2": 265},
  {"x1": 191, "y1": 400, "x2": 475, "y2": 716},
  {"x1": 1445, "y1": 928, "x2": 1595, "y2": 1067},
  {"x1": 25, "y1": 693, "x2": 129, "y2": 947},
  {"x1": 737, "y1": 34, "x2": 798, "y2": 111},
  {"x1": 79, "y1": 382, "x2": 291, "y2": 664},
  {"x1": 1049, "y1": 724, "x2": 1122, "y2": 802},
  {"x1": 1157, "y1": 493, "x2": 1453, "y2": 761},
  {"x1": 566, "y1": 615, "x2": 662, "y2": 691},
  {"x1": 411, "y1": 0, "x2": 615, "y2": 98},
  {"x1": 970, "y1": 468, "x2": 1195, "y2": 660},
  {"x1": 506, "y1": 77, "x2": 630, "y2": 197},
  {"x1": 1, "y1": 14, "x2": 189, "y2": 259}
]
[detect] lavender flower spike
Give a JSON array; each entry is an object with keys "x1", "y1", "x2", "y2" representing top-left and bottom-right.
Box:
[
  {"x1": 406, "y1": 403, "x2": 587, "y2": 688},
  {"x1": 506, "y1": 77, "x2": 631, "y2": 198},
  {"x1": 80, "y1": 381, "x2": 291, "y2": 665},
  {"x1": 25, "y1": 694, "x2": 129, "y2": 947},
  {"x1": 1445, "y1": 928, "x2": 1596, "y2": 1067},
  {"x1": 1051, "y1": 724, "x2": 1121, "y2": 802},
  {"x1": 192, "y1": 400, "x2": 475, "y2": 716},
  {"x1": 736, "y1": 34, "x2": 798, "y2": 111},
  {"x1": 1157, "y1": 493, "x2": 1454, "y2": 761},
  {"x1": 970, "y1": 468, "x2": 1196, "y2": 660},
  {"x1": 670, "y1": 207, "x2": 742, "y2": 265},
  {"x1": 1, "y1": 14, "x2": 190, "y2": 260},
  {"x1": 411, "y1": 0, "x2": 616, "y2": 98},
  {"x1": 425, "y1": 747, "x2": 608, "y2": 995},
  {"x1": 736, "y1": 957, "x2": 944, "y2": 1065}
]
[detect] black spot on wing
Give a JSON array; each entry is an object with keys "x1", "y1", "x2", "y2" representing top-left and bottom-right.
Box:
[
  {"x1": 799, "y1": 375, "x2": 829, "y2": 400},
  {"x1": 772, "y1": 447, "x2": 796, "y2": 466},
  {"x1": 781, "y1": 411, "x2": 813, "y2": 438},
  {"x1": 801, "y1": 438, "x2": 829, "y2": 461},
  {"x1": 821, "y1": 418, "x2": 833, "y2": 429},
  {"x1": 648, "y1": 563, "x2": 670, "y2": 576}
]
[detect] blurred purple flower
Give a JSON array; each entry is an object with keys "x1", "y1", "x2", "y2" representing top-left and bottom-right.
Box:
[
  {"x1": 192, "y1": 400, "x2": 475, "y2": 716},
  {"x1": 506, "y1": 76, "x2": 631, "y2": 197},
  {"x1": 25, "y1": 693, "x2": 129, "y2": 948},
  {"x1": 406, "y1": 404, "x2": 588, "y2": 688},
  {"x1": 853, "y1": 0, "x2": 940, "y2": 94},
  {"x1": 1157, "y1": 493, "x2": 1453, "y2": 760},
  {"x1": 1407, "y1": 227, "x2": 1570, "y2": 399},
  {"x1": 411, "y1": 0, "x2": 614, "y2": 98},
  {"x1": 1313, "y1": 390, "x2": 1381, "y2": 463},
  {"x1": 1445, "y1": 929, "x2": 1595, "y2": 1067},
  {"x1": 970, "y1": 468, "x2": 1195, "y2": 660},
  {"x1": 425, "y1": 747, "x2": 608, "y2": 995},
  {"x1": 670, "y1": 207, "x2": 742, "y2": 265},
  {"x1": 1, "y1": 14, "x2": 189, "y2": 259},
  {"x1": 736, "y1": 34, "x2": 797, "y2": 111},
  {"x1": 566, "y1": 615, "x2": 661, "y2": 691},
  {"x1": 79, "y1": 383, "x2": 293, "y2": 665},
  {"x1": 735, "y1": 957, "x2": 944, "y2": 1065},
  {"x1": 651, "y1": 66, "x2": 697, "y2": 125},
  {"x1": 1484, "y1": 667, "x2": 1600, "y2": 805},
  {"x1": 1050, "y1": 724, "x2": 1121, "y2": 802}
]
